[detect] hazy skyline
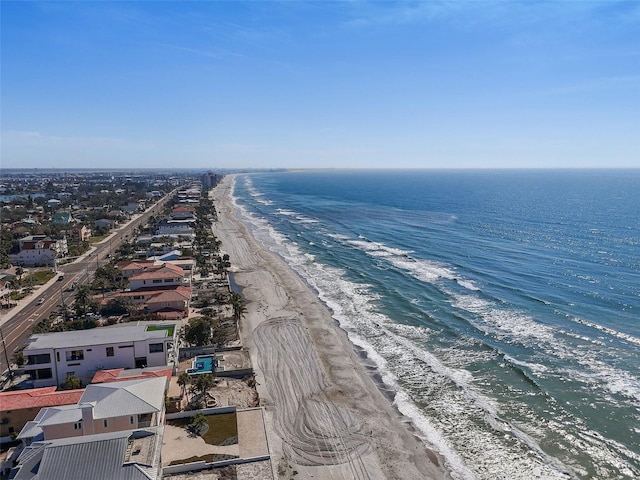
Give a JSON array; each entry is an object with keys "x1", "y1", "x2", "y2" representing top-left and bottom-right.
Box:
[{"x1": 2, "y1": 1, "x2": 639, "y2": 169}]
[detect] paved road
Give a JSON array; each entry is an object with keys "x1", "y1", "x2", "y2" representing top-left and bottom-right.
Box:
[{"x1": 0, "y1": 190, "x2": 177, "y2": 376}]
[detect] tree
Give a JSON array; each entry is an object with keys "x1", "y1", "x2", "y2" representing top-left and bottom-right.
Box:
[
  {"x1": 182, "y1": 316, "x2": 213, "y2": 346},
  {"x1": 187, "y1": 413, "x2": 209, "y2": 436},
  {"x1": 74, "y1": 286, "x2": 91, "y2": 316},
  {"x1": 230, "y1": 292, "x2": 247, "y2": 321},
  {"x1": 177, "y1": 372, "x2": 191, "y2": 399},
  {"x1": 189, "y1": 373, "x2": 215, "y2": 399},
  {"x1": 62, "y1": 374, "x2": 82, "y2": 390},
  {"x1": 100, "y1": 297, "x2": 133, "y2": 316},
  {"x1": 15, "y1": 266, "x2": 24, "y2": 285},
  {"x1": 13, "y1": 351, "x2": 25, "y2": 367}
]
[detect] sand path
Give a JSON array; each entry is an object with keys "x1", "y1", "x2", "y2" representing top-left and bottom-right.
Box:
[{"x1": 211, "y1": 176, "x2": 450, "y2": 480}]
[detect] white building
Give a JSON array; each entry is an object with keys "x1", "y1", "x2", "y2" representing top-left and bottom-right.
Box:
[
  {"x1": 155, "y1": 223, "x2": 194, "y2": 237},
  {"x1": 11, "y1": 236, "x2": 68, "y2": 267},
  {"x1": 22, "y1": 322, "x2": 180, "y2": 388}
]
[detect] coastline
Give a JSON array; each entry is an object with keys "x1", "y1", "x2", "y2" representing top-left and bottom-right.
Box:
[{"x1": 211, "y1": 175, "x2": 451, "y2": 480}]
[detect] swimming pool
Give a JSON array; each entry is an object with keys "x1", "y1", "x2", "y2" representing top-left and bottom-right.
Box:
[{"x1": 186, "y1": 355, "x2": 216, "y2": 375}]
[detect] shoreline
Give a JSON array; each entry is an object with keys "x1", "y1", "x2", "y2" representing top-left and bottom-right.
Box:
[{"x1": 210, "y1": 175, "x2": 451, "y2": 480}]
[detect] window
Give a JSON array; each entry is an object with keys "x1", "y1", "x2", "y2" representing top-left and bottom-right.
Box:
[
  {"x1": 28, "y1": 368, "x2": 53, "y2": 380},
  {"x1": 106, "y1": 347, "x2": 114, "y2": 357},
  {"x1": 73, "y1": 422, "x2": 82, "y2": 430},
  {"x1": 66, "y1": 350, "x2": 84, "y2": 361},
  {"x1": 149, "y1": 343, "x2": 163, "y2": 353},
  {"x1": 152, "y1": 279, "x2": 162, "y2": 284},
  {"x1": 27, "y1": 353, "x2": 51, "y2": 365},
  {"x1": 164, "y1": 279, "x2": 174, "y2": 283},
  {"x1": 56, "y1": 352, "x2": 60, "y2": 362},
  {"x1": 103, "y1": 419, "x2": 108, "y2": 428},
  {"x1": 129, "y1": 416, "x2": 135, "y2": 425}
]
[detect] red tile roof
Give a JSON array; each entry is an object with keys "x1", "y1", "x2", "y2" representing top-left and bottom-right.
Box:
[
  {"x1": 91, "y1": 368, "x2": 172, "y2": 385},
  {"x1": 129, "y1": 263, "x2": 185, "y2": 281},
  {"x1": 0, "y1": 387, "x2": 84, "y2": 411},
  {"x1": 117, "y1": 260, "x2": 155, "y2": 271}
]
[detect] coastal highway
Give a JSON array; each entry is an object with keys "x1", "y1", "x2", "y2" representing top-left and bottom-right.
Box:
[{"x1": 0, "y1": 189, "x2": 177, "y2": 376}]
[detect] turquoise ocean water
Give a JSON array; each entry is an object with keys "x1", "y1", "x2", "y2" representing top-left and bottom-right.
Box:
[{"x1": 230, "y1": 170, "x2": 639, "y2": 479}]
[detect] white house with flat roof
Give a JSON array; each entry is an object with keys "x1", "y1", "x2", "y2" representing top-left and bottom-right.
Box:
[{"x1": 22, "y1": 322, "x2": 180, "y2": 388}]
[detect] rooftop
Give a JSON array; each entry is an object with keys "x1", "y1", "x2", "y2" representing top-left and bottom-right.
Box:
[
  {"x1": 0, "y1": 387, "x2": 84, "y2": 412},
  {"x1": 24, "y1": 324, "x2": 176, "y2": 351}
]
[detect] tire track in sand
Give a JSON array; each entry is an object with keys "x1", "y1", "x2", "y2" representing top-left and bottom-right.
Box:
[{"x1": 254, "y1": 317, "x2": 371, "y2": 474}]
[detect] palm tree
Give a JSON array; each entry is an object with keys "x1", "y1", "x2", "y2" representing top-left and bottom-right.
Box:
[
  {"x1": 230, "y1": 292, "x2": 247, "y2": 340},
  {"x1": 189, "y1": 373, "x2": 216, "y2": 408},
  {"x1": 74, "y1": 286, "x2": 90, "y2": 317},
  {"x1": 15, "y1": 266, "x2": 24, "y2": 285},
  {"x1": 177, "y1": 372, "x2": 191, "y2": 400},
  {"x1": 230, "y1": 292, "x2": 247, "y2": 321}
]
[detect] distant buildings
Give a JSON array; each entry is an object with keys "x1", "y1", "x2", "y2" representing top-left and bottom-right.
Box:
[{"x1": 200, "y1": 171, "x2": 221, "y2": 190}]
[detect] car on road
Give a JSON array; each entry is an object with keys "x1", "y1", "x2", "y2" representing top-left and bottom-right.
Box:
[{"x1": 37, "y1": 298, "x2": 44, "y2": 305}]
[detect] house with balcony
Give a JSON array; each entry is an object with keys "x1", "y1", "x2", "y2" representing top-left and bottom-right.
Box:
[
  {"x1": 17, "y1": 377, "x2": 166, "y2": 442},
  {"x1": 170, "y1": 206, "x2": 195, "y2": 220},
  {"x1": 71, "y1": 224, "x2": 92, "y2": 242},
  {"x1": 22, "y1": 322, "x2": 180, "y2": 388},
  {"x1": 10, "y1": 427, "x2": 164, "y2": 480},
  {"x1": 0, "y1": 387, "x2": 84, "y2": 443},
  {"x1": 154, "y1": 223, "x2": 194, "y2": 238},
  {"x1": 128, "y1": 263, "x2": 188, "y2": 291},
  {"x1": 12, "y1": 378, "x2": 166, "y2": 480},
  {"x1": 107, "y1": 286, "x2": 192, "y2": 319},
  {"x1": 10, "y1": 235, "x2": 68, "y2": 267}
]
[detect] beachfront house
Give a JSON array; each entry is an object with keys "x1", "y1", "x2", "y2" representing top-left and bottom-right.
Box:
[
  {"x1": 10, "y1": 427, "x2": 164, "y2": 480},
  {"x1": 17, "y1": 377, "x2": 166, "y2": 442},
  {"x1": 12, "y1": 378, "x2": 166, "y2": 480},
  {"x1": 128, "y1": 263, "x2": 188, "y2": 291},
  {"x1": 22, "y1": 322, "x2": 180, "y2": 388},
  {"x1": 0, "y1": 387, "x2": 84, "y2": 443}
]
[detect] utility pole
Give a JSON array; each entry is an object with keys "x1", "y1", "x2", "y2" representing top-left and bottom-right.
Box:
[
  {"x1": 1, "y1": 328, "x2": 14, "y2": 379},
  {"x1": 60, "y1": 283, "x2": 67, "y2": 321}
]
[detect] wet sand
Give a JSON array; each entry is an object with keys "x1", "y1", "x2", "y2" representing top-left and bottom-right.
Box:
[{"x1": 210, "y1": 176, "x2": 451, "y2": 480}]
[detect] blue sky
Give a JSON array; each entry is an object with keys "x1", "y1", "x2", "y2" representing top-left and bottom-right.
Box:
[{"x1": 2, "y1": 1, "x2": 639, "y2": 169}]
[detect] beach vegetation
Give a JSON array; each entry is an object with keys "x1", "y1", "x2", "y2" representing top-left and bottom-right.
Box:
[
  {"x1": 62, "y1": 374, "x2": 82, "y2": 390},
  {"x1": 169, "y1": 412, "x2": 237, "y2": 446},
  {"x1": 187, "y1": 412, "x2": 209, "y2": 436},
  {"x1": 182, "y1": 315, "x2": 224, "y2": 347}
]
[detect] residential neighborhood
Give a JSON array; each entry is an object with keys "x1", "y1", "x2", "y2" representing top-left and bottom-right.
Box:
[{"x1": 1, "y1": 170, "x2": 270, "y2": 479}]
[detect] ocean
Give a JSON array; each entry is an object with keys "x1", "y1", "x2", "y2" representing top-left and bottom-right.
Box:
[{"x1": 228, "y1": 169, "x2": 639, "y2": 480}]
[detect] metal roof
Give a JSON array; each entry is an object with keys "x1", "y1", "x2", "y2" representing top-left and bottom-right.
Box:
[
  {"x1": 79, "y1": 377, "x2": 166, "y2": 419},
  {"x1": 12, "y1": 428, "x2": 162, "y2": 480},
  {"x1": 24, "y1": 325, "x2": 170, "y2": 351}
]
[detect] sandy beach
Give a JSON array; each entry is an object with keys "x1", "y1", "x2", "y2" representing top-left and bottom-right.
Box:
[{"x1": 211, "y1": 176, "x2": 451, "y2": 480}]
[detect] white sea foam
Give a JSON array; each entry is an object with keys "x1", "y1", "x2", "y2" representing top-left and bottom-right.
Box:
[
  {"x1": 571, "y1": 317, "x2": 640, "y2": 346},
  {"x1": 451, "y1": 290, "x2": 640, "y2": 405},
  {"x1": 230, "y1": 178, "x2": 633, "y2": 479},
  {"x1": 503, "y1": 354, "x2": 550, "y2": 374},
  {"x1": 275, "y1": 208, "x2": 319, "y2": 224},
  {"x1": 344, "y1": 237, "x2": 483, "y2": 290}
]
